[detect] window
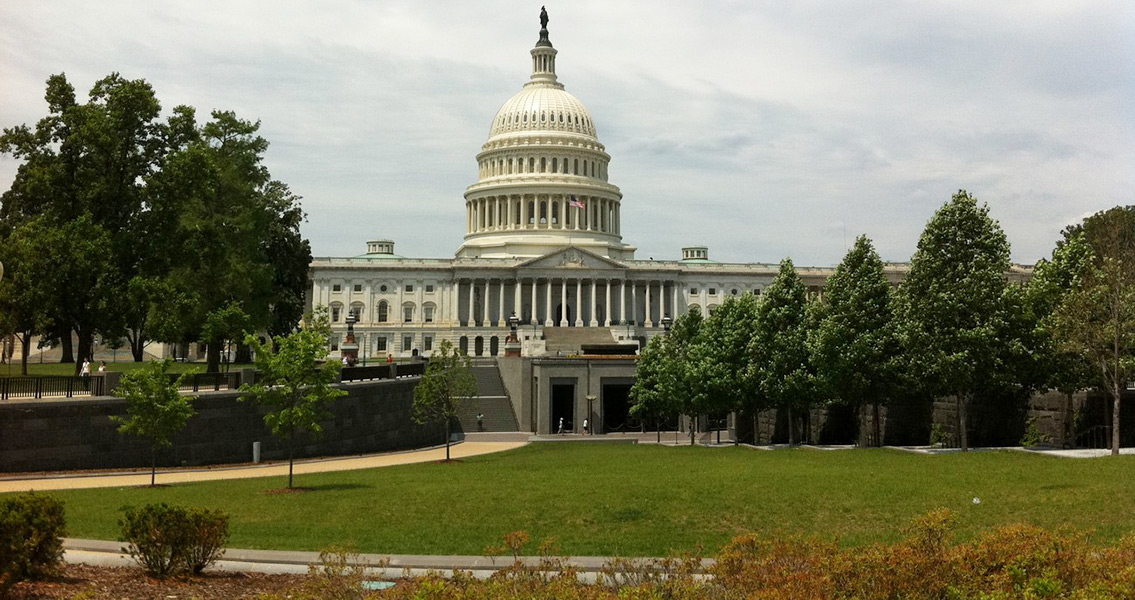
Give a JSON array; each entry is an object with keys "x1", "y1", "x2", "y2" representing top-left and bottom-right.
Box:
[
  {"x1": 377, "y1": 301, "x2": 389, "y2": 323},
  {"x1": 425, "y1": 284, "x2": 434, "y2": 293},
  {"x1": 423, "y1": 304, "x2": 435, "y2": 323},
  {"x1": 375, "y1": 336, "x2": 387, "y2": 352},
  {"x1": 380, "y1": 284, "x2": 388, "y2": 293},
  {"x1": 424, "y1": 336, "x2": 433, "y2": 351},
  {"x1": 330, "y1": 335, "x2": 340, "y2": 351},
  {"x1": 402, "y1": 335, "x2": 413, "y2": 352},
  {"x1": 690, "y1": 288, "x2": 698, "y2": 295},
  {"x1": 405, "y1": 284, "x2": 414, "y2": 293},
  {"x1": 403, "y1": 302, "x2": 415, "y2": 323},
  {"x1": 349, "y1": 304, "x2": 362, "y2": 320},
  {"x1": 731, "y1": 288, "x2": 739, "y2": 296},
  {"x1": 709, "y1": 288, "x2": 717, "y2": 296},
  {"x1": 331, "y1": 305, "x2": 341, "y2": 322},
  {"x1": 353, "y1": 284, "x2": 362, "y2": 292},
  {"x1": 332, "y1": 284, "x2": 342, "y2": 292}
]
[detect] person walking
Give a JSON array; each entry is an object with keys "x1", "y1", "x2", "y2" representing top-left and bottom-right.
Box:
[{"x1": 80, "y1": 359, "x2": 91, "y2": 390}]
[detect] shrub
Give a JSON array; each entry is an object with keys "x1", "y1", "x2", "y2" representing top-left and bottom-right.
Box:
[
  {"x1": 0, "y1": 493, "x2": 66, "y2": 592},
  {"x1": 119, "y1": 503, "x2": 228, "y2": 578}
]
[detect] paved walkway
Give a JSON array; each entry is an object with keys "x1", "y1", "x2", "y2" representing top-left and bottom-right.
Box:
[
  {"x1": 0, "y1": 437, "x2": 528, "y2": 493},
  {"x1": 62, "y1": 538, "x2": 708, "y2": 581}
]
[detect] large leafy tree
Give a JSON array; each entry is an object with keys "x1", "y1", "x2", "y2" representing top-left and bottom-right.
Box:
[
  {"x1": 630, "y1": 309, "x2": 705, "y2": 445},
  {"x1": 810, "y1": 236, "x2": 900, "y2": 446},
  {"x1": 240, "y1": 318, "x2": 345, "y2": 489},
  {"x1": 412, "y1": 339, "x2": 476, "y2": 461},
  {"x1": 1050, "y1": 207, "x2": 1135, "y2": 455},
  {"x1": 0, "y1": 73, "x2": 163, "y2": 368},
  {"x1": 752, "y1": 258, "x2": 815, "y2": 445},
  {"x1": 111, "y1": 359, "x2": 196, "y2": 486},
  {"x1": 691, "y1": 294, "x2": 761, "y2": 444},
  {"x1": 899, "y1": 190, "x2": 1012, "y2": 451}
]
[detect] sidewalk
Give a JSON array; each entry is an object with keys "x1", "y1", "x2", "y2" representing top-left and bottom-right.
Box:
[
  {"x1": 63, "y1": 538, "x2": 712, "y2": 582},
  {"x1": 0, "y1": 439, "x2": 528, "y2": 493}
]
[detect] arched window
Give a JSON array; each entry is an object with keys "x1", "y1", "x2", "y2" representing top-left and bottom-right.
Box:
[
  {"x1": 402, "y1": 302, "x2": 415, "y2": 323},
  {"x1": 687, "y1": 303, "x2": 702, "y2": 316},
  {"x1": 349, "y1": 302, "x2": 364, "y2": 322},
  {"x1": 551, "y1": 202, "x2": 559, "y2": 225},
  {"x1": 330, "y1": 302, "x2": 343, "y2": 323},
  {"x1": 552, "y1": 157, "x2": 558, "y2": 172},
  {"x1": 423, "y1": 302, "x2": 437, "y2": 323},
  {"x1": 540, "y1": 201, "x2": 548, "y2": 224}
]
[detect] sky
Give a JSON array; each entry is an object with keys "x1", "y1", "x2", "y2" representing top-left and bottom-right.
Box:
[{"x1": 1, "y1": 1, "x2": 1132, "y2": 266}]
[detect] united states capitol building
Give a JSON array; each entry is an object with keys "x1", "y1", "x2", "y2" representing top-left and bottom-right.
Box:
[
  {"x1": 306, "y1": 14, "x2": 1025, "y2": 435},
  {"x1": 309, "y1": 16, "x2": 889, "y2": 363}
]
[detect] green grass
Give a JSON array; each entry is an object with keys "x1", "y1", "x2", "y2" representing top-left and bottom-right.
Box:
[{"x1": 26, "y1": 444, "x2": 1135, "y2": 556}]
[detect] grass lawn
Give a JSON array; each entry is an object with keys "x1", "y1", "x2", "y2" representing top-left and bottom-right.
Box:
[{"x1": 31, "y1": 444, "x2": 1135, "y2": 556}]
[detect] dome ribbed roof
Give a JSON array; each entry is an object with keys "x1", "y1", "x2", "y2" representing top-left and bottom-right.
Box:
[{"x1": 489, "y1": 86, "x2": 597, "y2": 138}]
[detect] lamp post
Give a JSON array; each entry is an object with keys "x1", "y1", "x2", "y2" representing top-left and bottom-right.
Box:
[
  {"x1": 585, "y1": 394, "x2": 596, "y2": 435},
  {"x1": 504, "y1": 312, "x2": 521, "y2": 357},
  {"x1": 341, "y1": 313, "x2": 359, "y2": 366},
  {"x1": 660, "y1": 314, "x2": 672, "y2": 333}
]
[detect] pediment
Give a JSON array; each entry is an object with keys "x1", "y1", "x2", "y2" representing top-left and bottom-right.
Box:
[{"x1": 518, "y1": 247, "x2": 626, "y2": 271}]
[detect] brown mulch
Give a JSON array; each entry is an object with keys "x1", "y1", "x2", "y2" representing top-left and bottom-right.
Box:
[{"x1": 6, "y1": 563, "x2": 309, "y2": 599}]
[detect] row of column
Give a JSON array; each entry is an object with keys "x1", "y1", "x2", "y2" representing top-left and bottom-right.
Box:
[
  {"x1": 467, "y1": 194, "x2": 620, "y2": 235},
  {"x1": 451, "y1": 278, "x2": 680, "y2": 328}
]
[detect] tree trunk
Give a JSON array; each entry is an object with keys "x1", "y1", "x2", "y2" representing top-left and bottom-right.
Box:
[
  {"x1": 1063, "y1": 391, "x2": 1074, "y2": 448},
  {"x1": 235, "y1": 341, "x2": 252, "y2": 364},
  {"x1": 1112, "y1": 380, "x2": 1121, "y2": 456},
  {"x1": 958, "y1": 392, "x2": 969, "y2": 452},
  {"x1": 150, "y1": 446, "x2": 157, "y2": 487},
  {"x1": 77, "y1": 329, "x2": 93, "y2": 366},
  {"x1": 873, "y1": 402, "x2": 882, "y2": 447},
  {"x1": 287, "y1": 438, "x2": 295, "y2": 489},
  {"x1": 131, "y1": 334, "x2": 145, "y2": 362},
  {"x1": 788, "y1": 406, "x2": 795, "y2": 446},
  {"x1": 19, "y1": 334, "x2": 30, "y2": 376},
  {"x1": 689, "y1": 414, "x2": 695, "y2": 446},
  {"x1": 445, "y1": 417, "x2": 452, "y2": 462},
  {"x1": 206, "y1": 341, "x2": 221, "y2": 373},
  {"x1": 60, "y1": 331, "x2": 74, "y2": 364},
  {"x1": 656, "y1": 414, "x2": 661, "y2": 444}
]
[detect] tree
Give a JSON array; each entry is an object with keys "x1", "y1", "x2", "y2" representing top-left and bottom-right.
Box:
[
  {"x1": 691, "y1": 294, "x2": 761, "y2": 444},
  {"x1": 899, "y1": 190, "x2": 1012, "y2": 451},
  {"x1": 239, "y1": 319, "x2": 345, "y2": 488},
  {"x1": 752, "y1": 258, "x2": 816, "y2": 445},
  {"x1": 810, "y1": 236, "x2": 900, "y2": 446},
  {"x1": 412, "y1": 339, "x2": 476, "y2": 461},
  {"x1": 1050, "y1": 207, "x2": 1135, "y2": 455},
  {"x1": 630, "y1": 309, "x2": 705, "y2": 444},
  {"x1": 111, "y1": 359, "x2": 196, "y2": 486}
]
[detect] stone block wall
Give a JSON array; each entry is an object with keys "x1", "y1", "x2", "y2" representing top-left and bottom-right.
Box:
[{"x1": 0, "y1": 378, "x2": 443, "y2": 473}]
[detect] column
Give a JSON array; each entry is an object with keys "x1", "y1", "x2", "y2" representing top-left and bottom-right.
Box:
[
  {"x1": 560, "y1": 279, "x2": 568, "y2": 327},
  {"x1": 645, "y1": 281, "x2": 653, "y2": 328},
  {"x1": 482, "y1": 280, "x2": 491, "y2": 325},
  {"x1": 631, "y1": 281, "x2": 638, "y2": 326},
  {"x1": 467, "y1": 280, "x2": 475, "y2": 326},
  {"x1": 513, "y1": 279, "x2": 521, "y2": 321},
  {"x1": 497, "y1": 280, "x2": 505, "y2": 326},
  {"x1": 671, "y1": 282, "x2": 679, "y2": 318},
  {"x1": 604, "y1": 279, "x2": 612, "y2": 326},
  {"x1": 589, "y1": 279, "x2": 598, "y2": 326},
  {"x1": 531, "y1": 279, "x2": 538, "y2": 325},
  {"x1": 620, "y1": 280, "x2": 627, "y2": 326},
  {"x1": 575, "y1": 279, "x2": 584, "y2": 326},
  {"x1": 545, "y1": 279, "x2": 554, "y2": 326}
]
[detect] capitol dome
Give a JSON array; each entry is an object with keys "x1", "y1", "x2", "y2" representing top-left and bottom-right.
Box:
[{"x1": 456, "y1": 16, "x2": 635, "y2": 261}]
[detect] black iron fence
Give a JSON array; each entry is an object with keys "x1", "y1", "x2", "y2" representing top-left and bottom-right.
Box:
[
  {"x1": 339, "y1": 361, "x2": 425, "y2": 382},
  {"x1": 0, "y1": 375, "x2": 105, "y2": 400},
  {"x1": 168, "y1": 372, "x2": 242, "y2": 392}
]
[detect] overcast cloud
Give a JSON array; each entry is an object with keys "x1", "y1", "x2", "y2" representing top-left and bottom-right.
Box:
[{"x1": 1, "y1": 1, "x2": 1132, "y2": 266}]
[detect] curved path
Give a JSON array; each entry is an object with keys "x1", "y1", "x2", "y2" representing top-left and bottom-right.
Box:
[{"x1": 0, "y1": 437, "x2": 528, "y2": 493}]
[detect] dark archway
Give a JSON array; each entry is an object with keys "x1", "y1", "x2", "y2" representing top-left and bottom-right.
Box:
[
  {"x1": 489, "y1": 336, "x2": 499, "y2": 356},
  {"x1": 474, "y1": 336, "x2": 484, "y2": 356},
  {"x1": 551, "y1": 383, "x2": 575, "y2": 432}
]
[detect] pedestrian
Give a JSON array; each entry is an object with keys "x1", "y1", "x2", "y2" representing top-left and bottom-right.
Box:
[
  {"x1": 341, "y1": 355, "x2": 350, "y2": 366},
  {"x1": 557, "y1": 417, "x2": 564, "y2": 434},
  {"x1": 386, "y1": 353, "x2": 394, "y2": 363},
  {"x1": 583, "y1": 418, "x2": 589, "y2": 435},
  {"x1": 477, "y1": 412, "x2": 484, "y2": 431},
  {"x1": 97, "y1": 361, "x2": 107, "y2": 373},
  {"x1": 80, "y1": 359, "x2": 91, "y2": 389}
]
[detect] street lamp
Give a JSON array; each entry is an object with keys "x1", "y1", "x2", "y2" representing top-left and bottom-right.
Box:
[
  {"x1": 505, "y1": 312, "x2": 521, "y2": 357},
  {"x1": 660, "y1": 314, "x2": 673, "y2": 332}
]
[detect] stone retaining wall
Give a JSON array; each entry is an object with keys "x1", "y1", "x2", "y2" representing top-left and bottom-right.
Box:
[{"x1": 0, "y1": 378, "x2": 442, "y2": 473}]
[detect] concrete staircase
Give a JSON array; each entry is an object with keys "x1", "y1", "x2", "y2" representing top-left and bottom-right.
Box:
[{"x1": 455, "y1": 363, "x2": 519, "y2": 432}]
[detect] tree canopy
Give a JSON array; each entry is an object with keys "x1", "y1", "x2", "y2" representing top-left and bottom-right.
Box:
[{"x1": 412, "y1": 339, "x2": 476, "y2": 461}]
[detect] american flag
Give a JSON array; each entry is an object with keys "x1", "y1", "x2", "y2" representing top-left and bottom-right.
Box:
[{"x1": 569, "y1": 195, "x2": 585, "y2": 209}]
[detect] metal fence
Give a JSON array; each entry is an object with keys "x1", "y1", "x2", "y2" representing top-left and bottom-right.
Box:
[
  {"x1": 0, "y1": 375, "x2": 105, "y2": 400},
  {"x1": 339, "y1": 361, "x2": 425, "y2": 382},
  {"x1": 168, "y1": 372, "x2": 242, "y2": 392}
]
